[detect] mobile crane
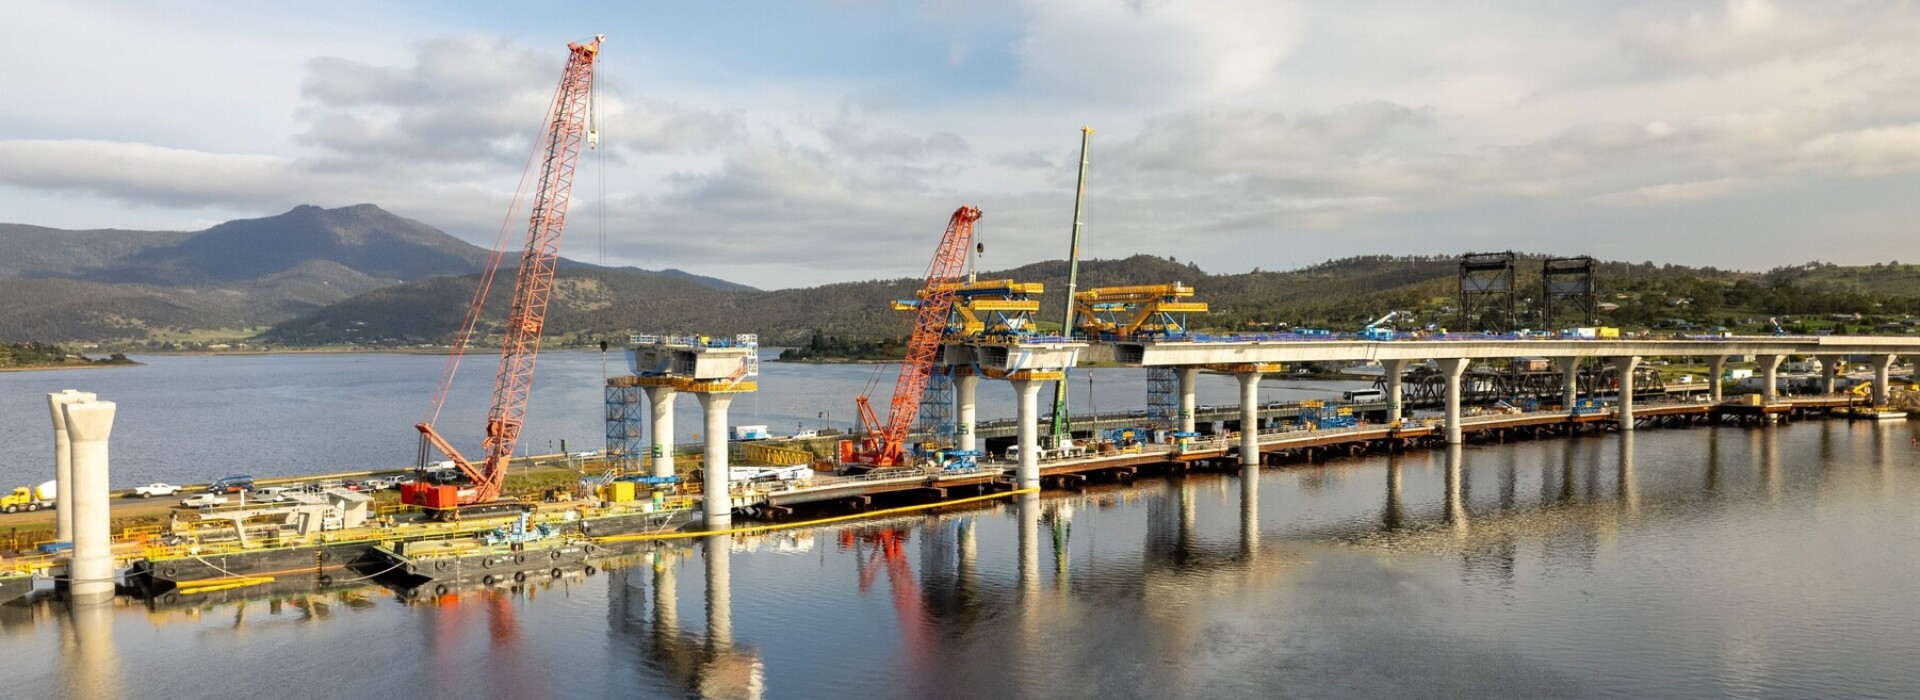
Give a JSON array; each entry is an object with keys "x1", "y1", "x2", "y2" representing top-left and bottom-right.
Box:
[
  {"x1": 1358, "y1": 311, "x2": 1402, "y2": 341},
  {"x1": 847, "y1": 206, "x2": 984, "y2": 469},
  {"x1": 402, "y1": 35, "x2": 603, "y2": 518}
]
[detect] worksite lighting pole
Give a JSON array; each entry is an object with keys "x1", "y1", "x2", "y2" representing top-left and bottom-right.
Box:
[{"x1": 1049, "y1": 127, "x2": 1093, "y2": 448}]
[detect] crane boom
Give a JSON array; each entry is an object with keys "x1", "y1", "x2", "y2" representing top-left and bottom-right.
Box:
[
  {"x1": 411, "y1": 35, "x2": 603, "y2": 508},
  {"x1": 858, "y1": 206, "x2": 981, "y2": 467}
]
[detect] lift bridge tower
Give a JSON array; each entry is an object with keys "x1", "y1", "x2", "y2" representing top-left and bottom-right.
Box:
[{"x1": 1458, "y1": 252, "x2": 1517, "y2": 334}]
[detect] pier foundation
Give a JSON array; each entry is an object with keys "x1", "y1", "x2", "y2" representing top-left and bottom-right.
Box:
[
  {"x1": 646, "y1": 385, "x2": 677, "y2": 479},
  {"x1": 1177, "y1": 367, "x2": 1199, "y2": 434},
  {"x1": 62, "y1": 399, "x2": 117, "y2": 605},
  {"x1": 1871, "y1": 354, "x2": 1896, "y2": 405},
  {"x1": 955, "y1": 373, "x2": 979, "y2": 453},
  {"x1": 1438, "y1": 358, "x2": 1470, "y2": 444},
  {"x1": 1011, "y1": 378, "x2": 1042, "y2": 490},
  {"x1": 1708, "y1": 355, "x2": 1727, "y2": 403},
  {"x1": 1759, "y1": 354, "x2": 1783, "y2": 403},
  {"x1": 1381, "y1": 359, "x2": 1406, "y2": 423},
  {"x1": 1615, "y1": 356, "x2": 1641, "y2": 429},
  {"x1": 697, "y1": 392, "x2": 733, "y2": 529},
  {"x1": 46, "y1": 390, "x2": 94, "y2": 543},
  {"x1": 1555, "y1": 357, "x2": 1579, "y2": 410},
  {"x1": 1237, "y1": 371, "x2": 1262, "y2": 466}
]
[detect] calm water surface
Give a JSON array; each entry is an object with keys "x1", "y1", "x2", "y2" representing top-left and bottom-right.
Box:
[
  {"x1": 3, "y1": 356, "x2": 1920, "y2": 694},
  {"x1": 6, "y1": 420, "x2": 1920, "y2": 699},
  {"x1": 0, "y1": 352, "x2": 1366, "y2": 487}
]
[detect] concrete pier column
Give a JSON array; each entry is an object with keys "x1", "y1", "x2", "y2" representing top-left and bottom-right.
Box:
[
  {"x1": 46, "y1": 390, "x2": 95, "y2": 543},
  {"x1": 1759, "y1": 354, "x2": 1784, "y2": 402},
  {"x1": 1708, "y1": 355, "x2": 1727, "y2": 403},
  {"x1": 1437, "y1": 358, "x2": 1470, "y2": 444},
  {"x1": 1011, "y1": 378, "x2": 1043, "y2": 490},
  {"x1": 62, "y1": 399, "x2": 117, "y2": 605},
  {"x1": 1554, "y1": 357, "x2": 1580, "y2": 411},
  {"x1": 955, "y1": 373, "x2": 979, "y2": 453},
  {"x1": 704, "y1": 533, "x2": 732, "y2": 650},
  {"x1": 1871, "y1": 354, "x2": 1896, "y2": 405},
  {"x1": 645, "y1": 386, "x2": 678, "y2": 479},
  {"x1": 1381, "y1": 359, "x2": 1407, "y2": 423},
  {"x1": 1176, "y1": 367, "x2": 1200, "y2": 434},
  {"x1": 1819, "y1": 355, "x2": 1844, "y2": 395},
  {"x1": 1614, "y1": 356, "x2": 1641, "y2": 430},
  {"x1": 1236, "y1": 371, "x2": 1263, "y2": 466},
  {"x1": 696, "y1": 392, "x2": 734, "y2": 530}
]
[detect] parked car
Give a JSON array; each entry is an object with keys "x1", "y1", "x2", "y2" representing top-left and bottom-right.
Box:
[
  {"x1": 133, "y1": 483, "x2": 182, "y2": 498},
  {"x1": 207, "y1": 475, "x2": 254, "y2": 494},
  {"x1": 425, "y1": 469, "x2": 464, "y2": 485},
  {"x1": 310, "y1": 479, "x2": 346, "y2": 492},
  {"x1": 252, "y1": 486, "x2": 295, "y2": 503},
  {"x1": 361, "y1": 476, "x2": 401, "y2": 491},
  {"x1": 181, "y1": 493, "x2": 228, "y2": 508}
]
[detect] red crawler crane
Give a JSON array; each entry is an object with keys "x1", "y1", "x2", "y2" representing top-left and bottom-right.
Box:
[
  {"x1": 849, "y1": 206, "x2": 982, "y2": 468},
  {"x1": 404, "y1": 35, "x2": 603, "y2": 512}
]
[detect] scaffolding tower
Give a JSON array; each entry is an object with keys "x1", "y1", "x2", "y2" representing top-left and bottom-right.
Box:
[
  {"x1": 918, "y1": 368, "x2": 956, "y2": 454},
  {"x1": 1146, "y1": 366, "x2": 1178, "y2": 431},
  {"x1": 1458, "y1": 252, "x2": 1517, "y2": 333},
  {"x1": 1542, "y1": 256, "x2": 1598, "y2": 329},
  {"x1": 604, "y1": 376, "x2": 646, "y2": 473}
]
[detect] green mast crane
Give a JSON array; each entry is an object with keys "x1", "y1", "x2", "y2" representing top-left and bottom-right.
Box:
[{"x1": 1050, "y1": 127, "x2": 1093, "y2": 447}]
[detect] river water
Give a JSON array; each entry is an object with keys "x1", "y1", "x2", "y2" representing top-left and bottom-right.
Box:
[
  {"x1": 0, "y1": 352, "x2": 1367, "y2": 487},
  {"x1": 4, "y1": 355, "x2": 1920, "y2": 699}
]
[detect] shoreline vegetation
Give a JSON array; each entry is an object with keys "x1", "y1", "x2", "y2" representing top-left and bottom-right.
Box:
[{"x1": 0, "y1": 342, "x2": 141, "y2": 373}]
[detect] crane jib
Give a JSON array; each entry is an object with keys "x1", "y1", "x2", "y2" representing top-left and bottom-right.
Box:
[{"x1": 409, "y1": 34, "x2": 604, "y2": 509}]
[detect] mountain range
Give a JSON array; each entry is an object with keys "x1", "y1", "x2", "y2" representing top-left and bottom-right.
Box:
[
  {"x1": 6, "y1": 203, "x2": 1920, "y2": 347},
  {"x1": 0, "y1": 204, "x2": 747, "y2": 341}
]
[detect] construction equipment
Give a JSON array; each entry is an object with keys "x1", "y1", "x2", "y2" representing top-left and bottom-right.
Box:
[
  {"x1": 404, "y1": 35, "x2": 603, "y2": 515},
  {"x1": 893, "y1": 279, "x2": 1044, "y2": 342},
  {"x1": 1073, "y1": 283, "x2": 1208, "y2": 340},
  {"x1": 849, "y1": 206, "x2": 983, "y2": 468},
  {"x1": 1358, "y1": 311, "x2": 1401, "y2": 341},
  {"x1": 1, "y1": 481, "x2": 55, "y2": 513},
  {"x1": 1298, "y1": 400, "x2": 1357, "y2": 429},
  {"x1": 1768, "y1": 317, "x2": 1788, "y2": 336},
  {"x1": 1050, "y1": 127, "x2": 1095, "y2": 450}
]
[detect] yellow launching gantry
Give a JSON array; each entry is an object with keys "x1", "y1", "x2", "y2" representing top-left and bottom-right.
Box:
[
  {"x1": 893, "y1": 278, "x2": 1046, "y2": 342},
  {"x1": 1074, "y1": 283, "x2": 1209, "y2": 340}
]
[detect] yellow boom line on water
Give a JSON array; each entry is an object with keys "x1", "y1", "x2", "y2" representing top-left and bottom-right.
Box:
[{"x1": 592, "y1": 486, "x2": 1041, "y2": 544}]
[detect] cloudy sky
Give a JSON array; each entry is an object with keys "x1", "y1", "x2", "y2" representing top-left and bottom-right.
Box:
[{"x1": 4, "y1": 1, "x2": 1919, "y2": 288}]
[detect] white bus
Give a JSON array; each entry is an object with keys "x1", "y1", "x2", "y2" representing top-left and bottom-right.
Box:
[{"x1": 1343, "y1": 389, "x2": 1387, "y2": 402}]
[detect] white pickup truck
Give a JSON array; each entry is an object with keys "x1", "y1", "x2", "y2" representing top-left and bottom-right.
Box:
[{"x1": 133, "y1": 483, "x2": 182, "y2": 498}]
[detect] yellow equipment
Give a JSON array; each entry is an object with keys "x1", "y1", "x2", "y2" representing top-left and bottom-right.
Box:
[
  {"x1": 893, "y1": 279, "x2": 1044, "y2": 341},
  {"x1": 1074, "y1": 283, "x2": 1209, "y2": 340}
]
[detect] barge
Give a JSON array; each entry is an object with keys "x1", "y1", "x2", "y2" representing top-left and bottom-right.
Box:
[{"x1": 365, "y1": 512, "x2": 597, "y2": 590}]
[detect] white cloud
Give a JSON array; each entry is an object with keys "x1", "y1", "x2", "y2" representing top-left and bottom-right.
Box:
[{"x1": 1014, "y1": 0, "x2": 1301, "y2": 103}]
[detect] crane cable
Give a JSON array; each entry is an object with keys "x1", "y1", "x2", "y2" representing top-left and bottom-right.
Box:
[{"x1": 425, "y1": 74, "x2": 570, "y2": 428}]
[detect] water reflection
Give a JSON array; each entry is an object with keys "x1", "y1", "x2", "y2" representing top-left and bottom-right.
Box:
[
  {"x1": 17, "y1": 424, "x2": 1920, "y2": 699},
  {"x1": 62, "y1": 602, "x2": 120, "y2": 700}
]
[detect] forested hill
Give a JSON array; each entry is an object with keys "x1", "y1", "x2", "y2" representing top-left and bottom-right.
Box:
[
  {"x1": 258, "y1": 254, "x2": 1920, "y2": 347},
  {"x1": 0, "y1": 204, "x2": 752, "y2": 342}
]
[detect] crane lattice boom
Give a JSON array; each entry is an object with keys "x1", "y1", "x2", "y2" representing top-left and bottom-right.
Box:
[
  {"x1": 413, "y1": 35, "x2": 602, "y2": 507},
  {"x1": 862, "y1": 206, "x2": 981, "y2": 466}
]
